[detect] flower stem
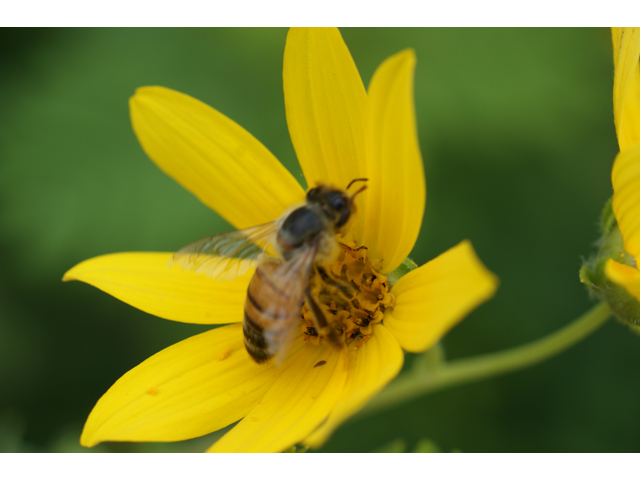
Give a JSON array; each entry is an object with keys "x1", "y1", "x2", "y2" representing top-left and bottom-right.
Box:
[{"x1": 358, "y1": 302, "x2": 611, "y2": 418}]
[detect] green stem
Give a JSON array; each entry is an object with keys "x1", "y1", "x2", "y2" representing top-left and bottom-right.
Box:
[{"x1": 358, "y1": 302, "x2": 611, "y2": 418}]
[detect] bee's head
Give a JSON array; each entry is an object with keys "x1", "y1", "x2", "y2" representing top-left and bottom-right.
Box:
[{"x1": 307, "y1": 179, "x2": 367, "y2": 230}]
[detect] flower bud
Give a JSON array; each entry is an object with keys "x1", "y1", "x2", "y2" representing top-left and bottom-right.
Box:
[{"x1": 580, "y1": 197, "x2": 640, "y2": 330}]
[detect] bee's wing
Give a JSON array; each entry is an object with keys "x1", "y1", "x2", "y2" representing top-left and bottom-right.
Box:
[
  {"x1": 171, "y1": 221, "x2": 279, "y2": 281},
  {"x1": 259, "y1": 243, "x2": 319, "y2": 365}
]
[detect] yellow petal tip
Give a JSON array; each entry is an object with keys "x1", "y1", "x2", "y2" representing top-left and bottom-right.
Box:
[
  {"x1": 395, "y1": 47, "x2": 416, "y2": 64},
  {"x1": 129, "y1": 86, "x2": 157, "y2": 109},
  {"x1": 62, "y1": 264, "x2": 82, "y2": 282},
  {"x1": 131, "y1": 85, "x2": 161, "y2": 97},
  {"x1": 461, "y1": 239, "x2": 500, "y2": 297},
  {"x1": 79, "y1": 429, "x2": 98, "y2": 448},
  {"x1": 385, "y1": 240, "x2": 498, "y2": 353}
]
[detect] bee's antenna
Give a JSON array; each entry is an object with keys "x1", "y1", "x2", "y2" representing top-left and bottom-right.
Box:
[
  {"x1": 346, "y1": 178, "x2": 368, "y2": 190},
  {"x1": 350, "y1": 184, "x2": 367, "y2": 202}
]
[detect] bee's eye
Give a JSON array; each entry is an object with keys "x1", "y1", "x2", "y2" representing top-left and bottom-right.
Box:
[
  {"x1": 327, "y1": 193, "x2": 347, "y2": 211},
  {"x1": 331, "y1": 197, "x2": 346, "y2": 211}
]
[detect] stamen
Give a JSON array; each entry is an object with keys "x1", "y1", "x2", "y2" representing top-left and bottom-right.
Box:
[{"x1": 300, "y1": 242, "x2": 396, "y2": 348}]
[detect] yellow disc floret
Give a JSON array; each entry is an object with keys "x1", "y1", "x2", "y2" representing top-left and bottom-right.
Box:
[{"x1": 301, "y1": 242, "x2": 396, "y2": 348}]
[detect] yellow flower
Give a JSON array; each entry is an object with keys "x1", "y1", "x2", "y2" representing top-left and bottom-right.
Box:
[
  {"x1": 604, "y1": 28, "x2": 640, "y2": 300},
  {"x1": 64, "y1": 28, "x2": 498, "y2": 453}
]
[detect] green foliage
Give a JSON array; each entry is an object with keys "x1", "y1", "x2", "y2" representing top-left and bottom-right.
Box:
[
  {"x1": 375, "y1": 438, "x2": 407, "y2": 453},
  {"x1": 412, "y1": 439, "x2": 441, "y2": 453},
  {"x1": 374, "y1": 438, "x2": 444, "y2": 453}
]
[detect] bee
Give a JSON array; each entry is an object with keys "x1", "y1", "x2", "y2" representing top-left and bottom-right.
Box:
[{"x1": 172, "y1": 178, "x2": 368, "y2": 364}]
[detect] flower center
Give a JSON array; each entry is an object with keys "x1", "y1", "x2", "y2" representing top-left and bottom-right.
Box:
[{"x1": 300, "y1": 242, "x2": 396, "y2": 349}]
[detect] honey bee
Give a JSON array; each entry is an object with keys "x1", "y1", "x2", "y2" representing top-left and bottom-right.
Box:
[{"x1": 172, "y1": 179, "x2": 368, "y2": 364}]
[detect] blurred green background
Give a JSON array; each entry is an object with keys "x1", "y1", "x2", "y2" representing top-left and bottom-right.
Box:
[{"x1": 1, "y1": 28, "x2": 637, "y2": 453}]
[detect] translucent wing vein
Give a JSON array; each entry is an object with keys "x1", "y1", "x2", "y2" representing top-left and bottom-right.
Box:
[{"x1": 171, "y1": 222, "x2": 279, "y2": 281}]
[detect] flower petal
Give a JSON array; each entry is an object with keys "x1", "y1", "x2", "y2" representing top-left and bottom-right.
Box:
[
  {"x1": 207, "y1": 341, "x2": 348, "y2": 452},
  {"x1": 63, "y1": 252, "x2": 249, "y2": 324},
  {"x1": 611, "y1": 145, "x2": 640, "y2": 259},
  {"x1": 130, "y1": 86, "x2": 305, "y2": 229},
  {"x1": 283, "y1": 28, "x2": 368, "y2": 239},
  {"x1": 362, "y1": 49, "x2": 425, "y2": 272},
  {"x1": 303, "y1": 324, "x2": 403, "y2": 448},
  {"x1": 605, "y1": 259, "x2": 640, "y2": 301},
  {"x1": 384, "y1": 240, "x2": 498, "y2": 353},
  {"x1": 612, "y1": 28, "x2": 640, "y2": 150},
  {"x1": 81, "y1": 324, "x2": 302, "y2": 446}
]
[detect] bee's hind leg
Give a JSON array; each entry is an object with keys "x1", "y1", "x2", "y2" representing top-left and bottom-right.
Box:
[{"x1": 304, "y1": 289, "x2": 343, "y2": 349}]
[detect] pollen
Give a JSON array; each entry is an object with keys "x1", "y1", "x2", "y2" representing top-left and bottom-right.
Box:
[
  {"x1": 301, "y1": 242, "x2": 396, "y2": 348},
  {"x1": 146, "y1": 387, "x2": 159, "y2": 395},
  {"x1": 218, "y1": 347, "x2": 231, "y2": 361}
]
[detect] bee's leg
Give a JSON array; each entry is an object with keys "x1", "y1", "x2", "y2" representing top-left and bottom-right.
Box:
[
  {"x1": 316, "y1": 266, "x2": 356, "y2": 301},
  {"x1": 304, "y1": 289, "x2": 343, "y2": 349}
]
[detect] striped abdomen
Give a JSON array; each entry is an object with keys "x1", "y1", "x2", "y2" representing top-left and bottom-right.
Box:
[{"x1": 243, "y1": 261, "x2": 300, "y2": 363}]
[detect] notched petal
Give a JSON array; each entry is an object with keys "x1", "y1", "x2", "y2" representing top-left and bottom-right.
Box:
[
  {"x1": 131, "y1": 86, "x2": 305, "y2": 229},
  {"x1": 384, "y1": 240, "x2": 498, "y2": 353},
  {"x1": 283, "y1": 28, "x2": 368, "y2": 239},
  {"x1": 81, "y1": 324, "x2": 301, "y2": 446},
  {"x1": 63, "y1": 252, "x2": 249, "y2": 324},
  {"x1": 363, "y1": 49, "x2": 425, "y2": 272},
  {"x1": 612, "y1": 145, "x2": 640, "y2": 259},
  {"x1": 304, "y1": 324, "x2": 403, "y2": 448},
  {"x1": 612, "y1": 28, "x2": 640, "y2": 149},
  {"x1": 207, "y1": 341, "x2": 347, "y2": 453}
]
